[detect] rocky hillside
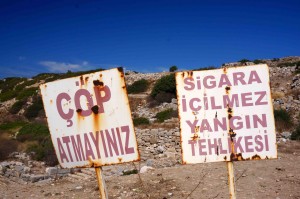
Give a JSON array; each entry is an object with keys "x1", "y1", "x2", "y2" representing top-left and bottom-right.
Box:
[
  {"x1": 0, "y1": 56, "x2": 299, "y2": 164},
  {"x1": 0, "y1": 56, "x2": 300, "y2": 194}
]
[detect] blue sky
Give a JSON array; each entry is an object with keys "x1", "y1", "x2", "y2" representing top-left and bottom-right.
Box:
[{"x1": 0, "y1": 0, "x2": 299, "y2": 78}]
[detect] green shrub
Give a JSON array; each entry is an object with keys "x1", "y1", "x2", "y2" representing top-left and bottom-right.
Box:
[
  {"x1": 15, "y1": 79, "x2": 37, "y2": 91},
  {"x1": 24, "y1": 96, "x2": 44, "y2": 119},
  {"x1": 9, "y1": 99, "x2": 27, "y2": 114},
  {"x1": 193, "y1": 66, "x2": 217, "y2": 71},
  {"x1": 17, "y1": 123, "x2": 50, "y2": 142},
  {"x1": 0, "y1": 91, "x2": 17, "y2": 102},
  {"x1": 0, "y1": 77, "x2": 27, "y2": 93},
  {"x1": 239, "y1": 59, "x2": 251, "y2": 64},
  {"x1": 26, "y1": 136, "x2": 58, "y2": 166},
  {"x1": 253, "y1": 59, "x2": 265, "y2": 64},
  {"x1": 133, "y1": 117, "x2": 150, "y2": 126},
  {"x1": 150, "y1": 74, "x2": 176, "y2": 103},
  {"x1": 169, "y1": 65, "x2": 178, "y2": 72},
  {"x1": 274, "y1": 109, "x2": 293, "y2": 132},
  {"x1": 127, "y1": 79, "x2": 149, "y2": 94},
  {"x1": 291, "y1": 123, "x2": 300, "y2": 140},
  {"x1": 16, "y1": 122, "x2": 57, "y2": 166},
  {"x1": 0, "y1": 121, "x2": 27, "y2": 131},
  {"x1": 155, "y1": 108, "x2": 177, "y2": 123},
  {"x1": 16, "y1": 87, "x2": 38, "y2": 100}
]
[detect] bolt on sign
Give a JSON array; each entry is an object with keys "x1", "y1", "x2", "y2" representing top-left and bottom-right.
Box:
[
  {"x1": 176, "y1": 64, "x2": 277, "y2": 164},
  {"x1": 40, "y1": 68, "x2": 139, "y2": 168}
]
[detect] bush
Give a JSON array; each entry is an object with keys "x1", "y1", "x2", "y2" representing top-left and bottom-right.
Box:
[
  {"x1": 127, "y1": 79, "x2": 149, "y2": 94},
  {"x1": 155, "y1": 108, "x2": 177, "y2": 123},
  {"x1": 239, "y1": 59, "x2": 251, "y2": 64},
  {"x1": 274, "y1": 109, "x2": 293, "y2": 132},
  {"x1": 154, "y1": 92, "x2": 175, "y2": 103},
  {"x1": 0, "y1": 121, "x2": 27, "y2": 131},
  {"x1": 26, "y1": 136, "x2": 58, "y2": 166},
  {"x1": 253, "y1": 59, "x2": 265, "y2": 64},
  {"x1": 150, "y1": 74, "x2": 176, "y2": 104},
  {"x1": 291, "y1": 123, "x2": 300, "y2": 140},
  {"x1": 193, "y1": 66, "x2": 217, "y2": 71},
  {"x1": 169, "y1": 65, "x2": 178, "y2": 72},
  {"x1": 133, "y1": 117, "x2": 150, "y2": 126},
  {"x1": 24, "y1": 96, "x2": 44, "y2": 119},
  {"x1": 0, "y1": 91, "x2": 17, "y2": 102},
  {"x1": 9, "y1": 99, "x2": 27, "y2": 114},
  {"x1": 16, "y1": 87, "x2": 38, "y2": 100},
  {"x1": 17, "y1": 123, "x2": 50, "y2": 142},
  {"x1": 0, "y1": 137, "x2": 18, "y2": 161}
]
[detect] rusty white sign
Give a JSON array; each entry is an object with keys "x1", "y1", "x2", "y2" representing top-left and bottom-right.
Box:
[
  {"x1": 40, "y1": 68, "x2": 139, "y2": 168},
  {"x1": 176, "y1": 64, "x2": 277, "y2": 164}
]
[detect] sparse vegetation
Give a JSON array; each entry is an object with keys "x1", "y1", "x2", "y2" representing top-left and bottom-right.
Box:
[
  {"x1": 274, "y1": 109, "x2": 293, "y2": 132},
  {"x1": 9, "y1": 99, "x2": 27, "y2": 114},
  {"x1": 291, "y1": 123, "x2": 300, "y2": 140},
  {"x1": 150, "y1": 74, "x2": 176, "y2": 104},
  {"x1": 0, "y1": 121, "x2": 28, "y2": 131},
  {"x1": 193, "y1": 66, "x2": 217, "y2": 71},
  {"x1": 16, "y1": 122, "x2": 58, "y2": 165},
  {"x1": 24, "y1": 96, "x2": 44, "y2": 119},
  {"x1": 26, "y1": 137, "x2": 58, "y2": 166},
  {"x1": 155, "y1": 108, "x2": 177, "y2": 123},
  {"x1": 127, "y1": 79, "x2": 149, "y2": 94},
  {"x1": 277, "y1": 61, "x2": 300, "y2": 68},
  {"x1": 133, "y1": 117, "x2": 150, "y2": 126},
  {"x1": 253, "y1": 59, "x2": 266, "y2": 64},
  {"x1": 16, "y1": 87, "x2": 38, "y2": 100},
  {"x1": 17, "y1": 123, "x2": 50, "y2": 142}
]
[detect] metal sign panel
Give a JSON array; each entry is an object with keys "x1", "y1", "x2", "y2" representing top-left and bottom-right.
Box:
[
  {"x1": 176, "y1": 64, "x2": 277, "y2": 164},
  {"x1": 40, "y1": 68, "x2": 139, "y2": 168}
]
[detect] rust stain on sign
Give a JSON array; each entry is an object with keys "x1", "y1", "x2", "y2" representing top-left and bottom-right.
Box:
[
  {"x1": 176, "y1": 64, "x2": 277, "y2": 164},
  {"x1": 40, "y1": 68, "x2": 139, "y2": 168}
]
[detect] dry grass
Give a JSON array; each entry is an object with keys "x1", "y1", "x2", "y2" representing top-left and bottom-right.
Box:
[
  {"x1": 287, "y1": 89, "x2": 300, "y2": 99},
  {"x1": 136, "y1": 122, "x2": 179, "y2": 130},
  {"x1": 272, "y1": 91, "x2": 285, "y2": 99}
]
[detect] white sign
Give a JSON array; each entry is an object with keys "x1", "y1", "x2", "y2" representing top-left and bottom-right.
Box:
[
  {"x1": 176, "y1": 64, "x2": 277, "y2": 164},
  {"x1": 40, "y1": 68, "x2": 139, "y2": 168}
]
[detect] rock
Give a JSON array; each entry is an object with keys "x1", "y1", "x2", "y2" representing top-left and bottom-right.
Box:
[
  {"x1": 46, "y1": 167, "x2": 71, "y2": 176},
  {"x1": 140, "y1": 166, "x2": 154, "y2": 174},
  {"x1": 46, "y1": 167, "x2": 58, "y2": 175},
  {"x1": 75, "y1": 186, "x2": 83, "y2": 190},
  {"x1": 146, "y1": 159, "x2": 155, "y2": 167},
  {"x1": 157, "y1": 146, "x2": 165, "y2": 153},
  {"x1": 150, "y1": 136, "x2": 157, "y2": 144},
  {"x1": 281, "y1": 132, "x2": 292, "y2": 139},
  {"x1": 0, "y1": 165, "x2": 4, "y2": 175},
  {"x1": 23, "y1": 166, "x2": 31, "y2": 174},
  {"x1": 30, "y1": 175, "x2": 49, "y2": 183},
  {"x1": 165, "y1": 152, "x2": 176, "y2": 159},
  {"x1": 21, "y1": 174, "x2": 31, "y2": 182}
]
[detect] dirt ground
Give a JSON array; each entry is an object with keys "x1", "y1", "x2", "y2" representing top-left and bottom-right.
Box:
[{"x1": 1, "y1": 141, "x2": 300, "y2": 199}]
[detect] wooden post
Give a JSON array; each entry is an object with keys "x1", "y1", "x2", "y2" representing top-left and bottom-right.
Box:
[
  {"x1": 95, "y1": 167, "x2": 108, "y2": 199},
  {"x1": 227, "y1": 161, "x2": 236, "y2": 199}
]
